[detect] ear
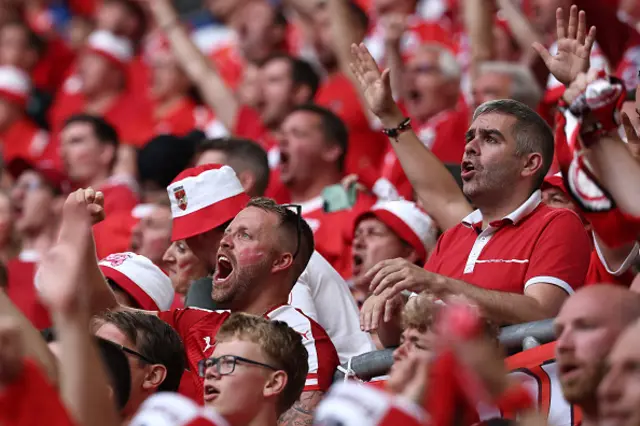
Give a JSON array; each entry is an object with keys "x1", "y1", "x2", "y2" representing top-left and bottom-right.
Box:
[
  {"x1": 292, "y1": 84, "x2": 312, "y2": 104},
  {"x1": 403, "y1": 247, "x2": 421, "y2": 265},
  {"x1": 271, "y1": 251, "x2": 294, "y2": 275},
  {"x1": 521, "y1": 152, "x2": 543, "y2": 180},
  {"x1": 237, "y1": 170, "x2": 257, "y2": 195},
  {"x1": 142, "y1": 364, "x2": 167, "y2": 392},
  {"x1": 320, "y1": 143, "x2": 342, "y2": 166},
  {"x1": 263, "y1": 370, "x2": 288, "y2": 399},
  {"x1": 100, "y1": 143, "x2": 117, "y2": 170}
]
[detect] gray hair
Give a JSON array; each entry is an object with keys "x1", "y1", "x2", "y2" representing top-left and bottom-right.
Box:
[
  {"x1": 417, "y1": 43, "x2": 461, "y2": 81},
  {"x1": 478, "y1": 61, "x2": 543, "y2": 109},
  {"x1": 473, "y1": 99, "x2": 554, "y2": 190}
]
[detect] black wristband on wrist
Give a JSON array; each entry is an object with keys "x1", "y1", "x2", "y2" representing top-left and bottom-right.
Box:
[{"x1": 382, "y1": 117, "x2": 412, "y2": 141}]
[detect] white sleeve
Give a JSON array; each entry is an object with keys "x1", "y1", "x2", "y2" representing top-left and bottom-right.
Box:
[{"x1": 289, "y1": 252, "x2": 376, "y2": 364}]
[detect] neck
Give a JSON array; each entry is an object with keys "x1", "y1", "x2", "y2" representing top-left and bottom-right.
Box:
[
  {"x1": 21, "y1": 226, "x2": 58, "y2": 258},
  {"x1": 244, "y1": 408, "x2": 278, "y2": 426},
  {"x1": 80, "y1": 172, "x2": 110, "y2": 190},
  {"x1": 235, "y1": 279, "x2": 290, "y2": 316},
  {"x1": 289, "y1": 171, "x2": 342, "y2": 203},
  {"x1": 475, "y1": 187, "x2": 533, "y2": 229},
  {"x1": 84, "y1": 90, "x2": 120, "y2": 115},
  {"x1": 579, "y1": 399, "x2": 599, "y2": 426},
  {"x1": 154, "y1": 94, "x2": 188, "y2": 118}
]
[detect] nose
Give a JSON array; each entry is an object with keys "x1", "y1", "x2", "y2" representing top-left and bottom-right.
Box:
[
  {"x1": 393, "y1": 341, "x2": 410, "y2": 363},
  {"x1": 555, "y1": 327, "x2": 575, "y2": 354},
  {"x1": 464, "y1": 137, "x2": 480, "y2": 156},
  {"x1": 353, "y1": 232, "x2": 366, "y2": 249},
  {"x1": 219, "y1": 232, "x2": 233, "y2": 249},
  {"x1": 162, "y1": 247, "x2": 175, "y2": 264}
]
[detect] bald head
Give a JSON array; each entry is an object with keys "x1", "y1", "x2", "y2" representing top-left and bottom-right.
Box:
[{"x1": 554, "y1": 285, "x2": 640, "y2": 407}]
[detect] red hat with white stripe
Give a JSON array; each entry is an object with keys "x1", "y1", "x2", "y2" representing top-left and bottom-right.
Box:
[
  {"x1": 355, "y1": 200, "x2": 437, "y2": 262},
  {"x1": 167, "y1": 164, "x2": 250, "y2": 241},
  {"x1": 130, "y1": 392, "x2": 230, "y2": 426},
  {"x1": 0, "y1": 66, "x2": 31, "y2": 108},
  {"x1": 85, "y1": 30, "x2": 133, "y2": 67},
  {"x1": 99, "y1": 252, "x2": 174, "y2": 311}
]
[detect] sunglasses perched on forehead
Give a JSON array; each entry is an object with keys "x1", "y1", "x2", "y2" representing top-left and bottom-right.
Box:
[
  {"x1": 198, "y1": 355, "x2": 279, "y2": 377},
  {"x1": 281, "y1": 204, "x2": 302, "y2": 259},
  {"x1": 113, "y1": 343, "x2": 157, "y2": 365}
]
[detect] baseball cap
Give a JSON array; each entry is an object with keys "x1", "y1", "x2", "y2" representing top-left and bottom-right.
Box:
[
  {"x1": 7, "y1": 157, "x2": 70, "y2": 195},
  {"x1": 0, "y1": 66, "x2": 30, "y2": 108},
  {"x1": 541, "y1": 173, "x2": 568, "y2": 195},
  {"x1": 85, "y1": 30, "x2": 133, "y2": 68},
  {"x1": 354, "y1": 200, "x2": 437, "y2": 262},
  {"x1": 130, "y1": 392, "x2": 230, "y2": 426},
  {"x1": 99, "y1": 252, "x2": 175, "y2": 311},
  {"x1": 167, "y1": 164, "x2": 250, "y2": 241}
]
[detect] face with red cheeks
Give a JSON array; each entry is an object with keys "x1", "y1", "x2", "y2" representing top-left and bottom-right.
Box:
[
  {"x1": 162, "y1": 240, "x2": 209, "y2": 295},
  {"x1": 212, "y1": 206, "x2": 284, "y2": 310}
]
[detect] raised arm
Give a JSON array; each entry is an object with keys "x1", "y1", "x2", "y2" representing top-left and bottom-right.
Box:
[
  {"x1": 144, "y1": 0, "x2": 238, "y2": 129},
  {"x1": 465, "y1": 0, "x2": 496, "y2": 81},
  {"x1": 349, "y1": 43, "x2": 472, "y2": 229},
  {"x1": 38, "y1": 191, "x2": 120, "y2": 426}
]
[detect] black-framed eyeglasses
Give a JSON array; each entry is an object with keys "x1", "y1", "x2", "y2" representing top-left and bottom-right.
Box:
[
  {"x1": 114, "y1": 344, "x2": 157, "y2": 365},
  {"x1": 282, "y1": 204, "x2": 302, "y2": 259},
  {"x1": 197, "y1": 355, "x2": 279, "y2": 377}
]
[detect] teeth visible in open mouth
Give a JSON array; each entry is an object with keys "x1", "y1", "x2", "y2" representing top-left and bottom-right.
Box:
[{"x1": 216, "y1": 255, "x2": 233, "y2": 281}]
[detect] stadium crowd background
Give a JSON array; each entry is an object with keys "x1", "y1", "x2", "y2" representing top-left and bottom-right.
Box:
[{"x1": 1, "y1": 0, "x2": 640, "y2": 425}]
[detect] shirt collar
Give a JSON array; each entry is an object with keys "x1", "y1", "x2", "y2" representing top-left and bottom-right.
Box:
[{"x1": 461, "y1": 190, "x2": 542, "y2": 229}]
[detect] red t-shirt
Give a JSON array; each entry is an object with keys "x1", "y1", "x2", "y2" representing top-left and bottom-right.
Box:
[
  {"x1": 381, "y1": 106, "x2": 468, "y2": 200},
  {"x1": 425, "y1": 191, "x2": 591, "y2": 296},
  {"x1": 6, "y1": 257, "x2": 51, "y2": 330},
  {"x1": 91, "y1": 181, "x2": 139, "y2": 259},
  {"x1": 0, "y1": 118, "x2": 51, "y2": 165},
  {"x1": 585, "y1": 247, "x2": 637, "y2": 287},
  {"x1": 158, "y1": 305, "x2": 339, "y2": 403},
  {"x1": 300, "y1": 193, "x2": 377, "y2": 278},
  {"x1": 315, "y1": 73, "x2": 388, "y2": 177},
  {"x1": 208, "y1": 44, "x2": 245, "y2": 90}
]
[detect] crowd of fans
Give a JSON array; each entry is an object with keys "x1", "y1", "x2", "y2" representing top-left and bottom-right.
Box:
[{"x1": 1, "y1": 0, "x2": 640, "y2": 425}]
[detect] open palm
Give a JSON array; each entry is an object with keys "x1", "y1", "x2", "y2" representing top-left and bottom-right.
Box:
[
  {"x1": 349, "y1": 43, "x2": 395, "y2": 118},
  {"x1": 533, "y1": 5, "x2": 596, "y2": 86}
]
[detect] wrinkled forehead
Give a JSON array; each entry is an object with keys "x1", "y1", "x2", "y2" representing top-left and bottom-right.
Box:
[{"x1": 228, "y1": 206, "x2": 278, "y2": 232}]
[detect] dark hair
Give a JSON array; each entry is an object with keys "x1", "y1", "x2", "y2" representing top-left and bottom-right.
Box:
[
  {"x1": 261, "y1": 54, "x2": 320, "y2": 100},
  {"x1": 347, "y1": 1, "x2": 369, "y2": 32},
  {"x1": 1, "y1": 20, "x2": 47, "y2": 56},
  {"x1": 272, "y1": 5, "x2": 288, "y2": 28},
  {"x1": 93, "y1": 311, "x2": 186, "y2": 392},
  {"x1": 63, "y1": 114, "x2": 119, "y2": 170},
  {"x1": 196, "y1": 137, "x2": 270, "y2": 196},
  {"x1": 472, "y1": 99, "x2": 554, "y2": 190},
  {"x1": 246, "y1": 197, "x2": 315, "y2": 287},
  {"x1": 0, "y1": 261, "x2": 7, "y2": 291},
  {"x1": 104, "y1": 0, "x2": 147, "y2": 43},
  {"x1": 138, "y1": 133, "x2": 198, "y2": 191},
  {"x1": 290, "y1": 104, "x2": 348, "y2": 172}
]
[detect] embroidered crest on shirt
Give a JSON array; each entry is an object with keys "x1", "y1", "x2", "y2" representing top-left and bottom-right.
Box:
[{"x1": 173, "y1": 186, "x2": 188, "y2": 210}]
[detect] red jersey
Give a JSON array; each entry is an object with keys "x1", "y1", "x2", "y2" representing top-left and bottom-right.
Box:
[
  {"x1": 208, "y1": 44, "x2": 244, "y2": 90},
  {"x1": 0, "y1": 118, "x2": 51, "y2": 165},
  {"x1": 381, "y1": 106, "x2": 468, "y2": 200},
  {"x1": 6, "y1": 256, "x2": 51, "y2": 329},
  {"x1": 425, "y1": 190, "x2": 591, "y2": 296},
  {"x1": 300, "y1": 193, "x2": 376, "y2": 278},
  {"x1": 99, "y1": 180, "x2": 139, "y2": 216},
  {"x1": 316, "y1": 73, "x2": 388, "y2": 176},
  {"x1": 158, "y1": 305, "x2": 339, "y2": 403},
  {"x1": 585, "y1": 245, "x2": 637, "y2": 287},
  {"x1": 232, "y1": 105, "x2": 278, "y2": 151}
]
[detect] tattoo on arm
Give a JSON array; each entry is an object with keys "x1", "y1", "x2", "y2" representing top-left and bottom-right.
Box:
[{"x1": 278, "y1": 390, "x2": 324, "y2": 426}]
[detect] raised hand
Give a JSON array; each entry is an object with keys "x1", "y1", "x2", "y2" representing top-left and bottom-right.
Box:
[
  {"x1": 359, "y1": 292, "x2": 404, "y2": 332},
  {"x1": 532, "y1": 5, "x2": 596, "y2": 86},
  {"x1": 62, "y1": 188, "x2": 105, "y2": 225},
  {"x1": 622, "y1": 112, "x2": 640, "y2": 161},
  {"x1": 382, "y1": 13, "x2": 406, "y2": 48},
  {"x1": 349, "y1": 43, "x2": 398, "y2": 119}
]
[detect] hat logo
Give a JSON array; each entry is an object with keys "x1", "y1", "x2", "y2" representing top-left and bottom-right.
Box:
[
  {"x1": 103, "y1": 253, "x2": 132, "y2": 267},
  {"x1": 173, "y1": 186, "x2": 188, "y2": 211}
]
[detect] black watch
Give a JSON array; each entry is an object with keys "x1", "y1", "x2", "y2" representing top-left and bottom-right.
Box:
[{"x1": 382, "y1": 117, "x2": 412, "y2": 141}]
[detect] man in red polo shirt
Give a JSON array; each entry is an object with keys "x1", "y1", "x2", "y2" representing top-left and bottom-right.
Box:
[{"x1": 350, "y1": 44, "x2": 591, "y2": 327}]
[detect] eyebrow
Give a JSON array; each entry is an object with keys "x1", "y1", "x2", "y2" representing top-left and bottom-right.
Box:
[{"x1": 465, "y1": 128, "x2": 506, "y2": 142}]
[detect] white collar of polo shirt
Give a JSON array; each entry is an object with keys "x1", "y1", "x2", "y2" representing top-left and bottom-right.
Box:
[{"x1": 461, "y1": 190, "x2": 542, "y2": 228}]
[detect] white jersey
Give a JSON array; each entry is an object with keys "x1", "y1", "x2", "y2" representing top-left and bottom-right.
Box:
[{"x1": 289, "y1": 251, "x2": 376, "y2": 364}]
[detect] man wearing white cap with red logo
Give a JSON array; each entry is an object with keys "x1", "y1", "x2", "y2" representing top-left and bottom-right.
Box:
[
  {"x1": 99, "y1": 252, "x2": 175, "y2": 311},
  {"x1": 49, "y1": 30, "x2": 143, "y2": 150},
  {"x1": 0, "y1": 66, "x2": 50, "y2": 165},
  {"x1": 351, "y1": 200, "x2": 438, "y2": 307},
  {"x1": 168, "y1": 163, "x2": 375, "y2": 365}
]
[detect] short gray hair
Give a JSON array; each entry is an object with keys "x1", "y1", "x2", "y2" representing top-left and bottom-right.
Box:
[
  {"x1": 479, "y1": 61, "x2": 543, "y2": 109},
  {"x1": 416, "y1": 43, "x2": 461, "y2": 81},
  {"x1": 472, "y1": 99, "x2": 554, "y2": 190}
]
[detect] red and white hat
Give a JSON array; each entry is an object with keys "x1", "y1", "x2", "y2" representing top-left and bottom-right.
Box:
[
  {"x1": 0, "y1": 66, "x2": 31, "y2": 108},
  {"x1": 167, "y1": 164, "x2": 250, "y2": 241},
  {"x1": 130, "y1": 392, "x2": 230, "y2": 426},
  {"x1": 99, "y1": 252, "x2": 174, "y2": 311},
  {"x1": 355, "y1": 200, "x2": 437, "y2": 262},
  {"x1": 85, "y1": 30, "x2": 133, "y2": 67}
]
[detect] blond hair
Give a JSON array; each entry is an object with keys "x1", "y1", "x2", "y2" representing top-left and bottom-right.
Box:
[
  {"x1": 216, "y1": 313, "x2": 309, "y2": 415},
  {"x1": 401, "y1": 293, "x2": 441, "y2": 332}
]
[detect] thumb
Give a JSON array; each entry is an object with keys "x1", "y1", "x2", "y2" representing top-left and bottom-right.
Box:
[
  {"x1": 532, "y1": 42, "x2": 552, "y2": 65},
  {"x1": 622, "y1": 112, "x2": 639, "y2": 143},
  {"x1": 381, "y1": 68, "x2": 391, "y2": 89}
]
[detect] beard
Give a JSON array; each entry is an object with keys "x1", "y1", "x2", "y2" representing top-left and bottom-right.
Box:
[
  {"x1": 462, "y1": 160, "x2": 521, "y2": 202},
  {"x1": 559, "y1": 359, "x2": 606, "y2": 405},
  {"x1": 210, "y1": 256, "x2": 271, "y2": 310}
]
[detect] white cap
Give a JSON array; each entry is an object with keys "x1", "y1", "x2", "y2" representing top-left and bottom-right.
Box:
[
  {"x1": 130, "y1": 392, "x2": 230, "y2": 426},
  {"x1": 99, "y1": 252, "x2": 174, "y2": 311},
  {"x1": 356, "y1": 200, "x2": 437, "y2": 261},
  {"x1": 86, "y1": 30, "x2": 134, "y2": 65},
  {"x1": 0, "y1": 66, "x2": 31, "y2": 107}
]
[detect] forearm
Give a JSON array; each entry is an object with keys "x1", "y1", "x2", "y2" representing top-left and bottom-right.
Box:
[
  {"x1": 385, "y1": 43, "x2": 405, "y2": 100},
  {"x1": 437, "y1": 278, "x2": 556, "y2": 324},
  {"x1": 379, "y1": 108, "x2": 472, "y2": 230},
  {"x1": 278, "y1": 390, "x2": 323, "y2": 426},
  {"x1": 54, "y1": 313, "x2": 120, "y2": 426},
  {"x1": 329, "y1": 0, "x2": 364, "y2": 72},
  {"x1": 150, "y1": 1, "x2": 237, "y2": 128},
  {"x1": 496, "y1": 0, "x2": 544, "y2": 53},
  {"x1": 0, "y1": 292, "x2": 58, "y2": 385},
  {"x1": 465, "y1": 0, "x2": 495, "y2": 80},
  {"x1": 586, "y1": 134, "x2": 640, "y2": 217}
]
